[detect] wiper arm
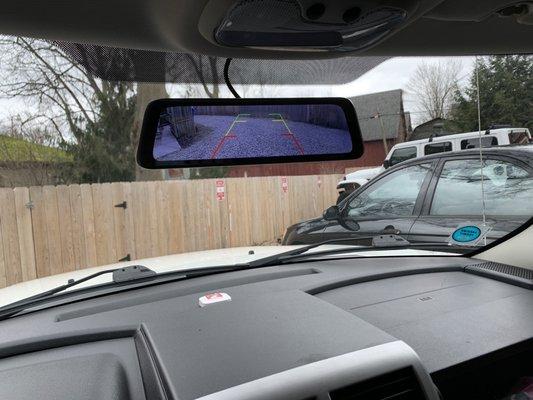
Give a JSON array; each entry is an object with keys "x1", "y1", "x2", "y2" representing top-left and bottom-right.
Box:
[{"x1": 0, "y1": 265, "x2": 156, "y2": 319}]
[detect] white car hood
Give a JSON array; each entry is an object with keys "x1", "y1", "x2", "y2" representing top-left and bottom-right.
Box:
[
  {"x1": 338, "y1": 166, "x2": 384, "y2": 187},
  {"x1": 0, "y1": 246, "x2": 453, "y2": 308}
]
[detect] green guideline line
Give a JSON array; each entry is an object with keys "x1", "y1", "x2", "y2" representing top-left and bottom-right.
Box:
[
  {"x1": 223, "y1": 114, "x2": 242, "y2": 136},
  {"x1": 234, "y1": 113, "x2": 249, "y2": 123},
  {"x1": 269, "y1": 113, "x2": 293, "y2": 135}
]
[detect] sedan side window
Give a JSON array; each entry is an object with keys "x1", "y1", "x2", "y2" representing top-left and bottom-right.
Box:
[
  {"x1": 346, "y1": 164, "x2": 431, "y2": 218},
  {"x1": 431, "y1": 159, "x2": 533, "y2": 216}
]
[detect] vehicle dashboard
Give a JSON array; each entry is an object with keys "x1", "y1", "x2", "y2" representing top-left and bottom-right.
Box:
[{"x1": 1, "y1": 255, "x2": 532, "y2": 400}]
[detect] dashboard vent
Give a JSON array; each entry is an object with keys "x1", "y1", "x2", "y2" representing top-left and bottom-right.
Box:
[
  {"x1": 329, "y1": 367, "x2": 425, "y2": 400},
  {"x1": 466, "y1": 261, "x2": 533, "y2": 289}
]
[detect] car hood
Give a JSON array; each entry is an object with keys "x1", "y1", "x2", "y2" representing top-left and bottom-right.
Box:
[
  {"x1": 0, "y1": 245, "x2": 453, "y2": 308},
  {"x1": 342, "y1": 166, "x2": 384, "y2": 182}
]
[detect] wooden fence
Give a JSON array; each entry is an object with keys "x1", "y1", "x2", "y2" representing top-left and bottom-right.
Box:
[{"x1": 0, "y1": 175, "x2": 342, "y2": 288}]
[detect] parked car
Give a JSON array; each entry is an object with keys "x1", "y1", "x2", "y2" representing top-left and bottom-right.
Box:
[
  {"x1": 285, "y1": 145, "x2": 533, "y2": 245},
  {"x1": 336, "y1": 127, "x2": 532, "y2": 202}
]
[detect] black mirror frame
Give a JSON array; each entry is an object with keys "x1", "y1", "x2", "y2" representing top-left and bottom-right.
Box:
[
  {"x1": 323, "y1": 205, "x2": 341, "y2": 220},
  {"x1": 137, "y1": 97, "x2": 364, "y2": 169}
]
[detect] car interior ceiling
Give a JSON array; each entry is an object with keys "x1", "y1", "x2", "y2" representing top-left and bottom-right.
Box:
[{"x1": 0, "y1": 1, "x2": 532, "y2": 400}]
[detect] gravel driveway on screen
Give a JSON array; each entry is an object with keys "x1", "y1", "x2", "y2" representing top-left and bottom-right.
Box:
[{"x1": 156, "y1": 114, "x2": 352, "y2": 161}]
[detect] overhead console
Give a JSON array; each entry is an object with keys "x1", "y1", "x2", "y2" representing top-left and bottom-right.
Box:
[{"x1": 200, "y1": 0, "x2": 421, "y2": 53}]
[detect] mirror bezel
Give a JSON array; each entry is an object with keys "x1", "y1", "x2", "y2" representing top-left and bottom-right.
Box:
[
  {"x1": 137, "y1": 97, "x2": 364, "y2": 169},
  {"x1": 323, "y1": 205, "x2": 340, "y2": 220}
]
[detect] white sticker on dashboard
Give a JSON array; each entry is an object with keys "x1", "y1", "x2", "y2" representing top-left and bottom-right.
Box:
[{"x1": 199, "y1": 292, "x2": 232, "y2": 307}]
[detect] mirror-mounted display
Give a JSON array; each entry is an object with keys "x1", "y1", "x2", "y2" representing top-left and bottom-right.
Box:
[{"x1": 137, "y1": 98, "x2": 364, "y2": 169}]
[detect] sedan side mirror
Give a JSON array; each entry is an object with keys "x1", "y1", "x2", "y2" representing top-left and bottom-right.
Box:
[
  {"x1": 383, "y1": 159, "x2": 391, "y2": 169},
  {"x1": 323, "y1": 205, "x2": 340, "y2": 220}
]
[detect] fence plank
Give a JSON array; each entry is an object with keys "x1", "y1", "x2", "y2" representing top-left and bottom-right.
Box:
[
  {"x1": 0, "y1": 216, "x2": 6, "y2": 288},
  {"x1": 155, "y1": 181, "x2": 170, "y2": 256},
  {"x1": 122, "y1": 182, "x2": 136, "y2": 260},
  {"x1": 28, "y1": 187, "x2": 50, "y2": 278},
  {"x1": 0, "y1": 188, "x2": 22, "y2": 286},
  {"x1": 68, "y1": 185, "x2": 86, "y2": 270},
  {"x1": 130, "y1": 182, "x2": 148, "y2": 259},
  {"x1": 111, "y1": 182, "x2": 128, "y2": 261},
  {"x1": 57, "y1": 185, "x2": 76, "y2": 273},
  {"x1": 92, "y1": 183, "x2": 117, "y2": 265},
  {"x1": 167, "y1": 181, "x2": 187, "y2": 254},
  {"x1": 13, "y1": 188, "x2": 37, "y2": 281},
  {"x1": 80, "y1": 184, "x2": 98, "y2": 268},
  {"x1": 42, "y1": 186, "x2": 63, "y2": 276}
]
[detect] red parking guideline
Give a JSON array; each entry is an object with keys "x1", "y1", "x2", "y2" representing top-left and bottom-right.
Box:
[
  {"x1": 210, "y1": 115, "x2": 242, "y2": 159},
  {"x1": 271, "y1": 113, "x2": 305, "y2": 155}
]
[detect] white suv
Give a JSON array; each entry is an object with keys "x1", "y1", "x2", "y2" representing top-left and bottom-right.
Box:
[{"x1": 336, "y1": 127, "x2": 532, "y2": 203}]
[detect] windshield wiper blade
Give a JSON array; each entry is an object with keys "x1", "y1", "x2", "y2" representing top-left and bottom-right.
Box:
[
  {"x1": 248, "y1": 235, "x2": 473, "y2": 268},
  {"x1": 247, "y1": 236, "x2": 406, "y2": 268},
  {"x1": 0, "y1": 265, "x2": 156, "y2": 319}
]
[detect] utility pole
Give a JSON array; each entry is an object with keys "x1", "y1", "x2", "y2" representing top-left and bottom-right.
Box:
[{"x1": 376, "y1": 106, "x2": 389, "y2": 155}]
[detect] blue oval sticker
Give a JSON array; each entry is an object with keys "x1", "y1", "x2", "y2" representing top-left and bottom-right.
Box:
[{"x1": 452, "y1": 226, "x2": 482, "y2": 243}]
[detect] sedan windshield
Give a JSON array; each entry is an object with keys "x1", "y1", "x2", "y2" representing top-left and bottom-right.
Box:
[{"x1": 0, "y1": 35, "x2": 531, "y2": 296}]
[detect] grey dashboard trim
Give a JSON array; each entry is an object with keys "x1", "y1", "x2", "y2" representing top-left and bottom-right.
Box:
[
  {"x1": 195, "y1": 341, "x2": 440, "y2": 400},
  {"x1": 304, "y1": 265, "x2": 465, "y2": 295},
  {"x1": 0, "y1": 325, "x2": 138, "y2": 358}
]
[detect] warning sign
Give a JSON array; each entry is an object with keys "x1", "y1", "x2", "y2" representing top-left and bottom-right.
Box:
[
  {"x1": 215, "y1": 179, "x2": 225, "y2": 201},
  {"x1": 281, "y1": 176, "x2": 288, "y2": 193}
]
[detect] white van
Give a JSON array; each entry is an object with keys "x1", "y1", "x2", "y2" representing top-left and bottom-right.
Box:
[{"x1": 336, "y1": 127, "x2": 532, "y2": 202}]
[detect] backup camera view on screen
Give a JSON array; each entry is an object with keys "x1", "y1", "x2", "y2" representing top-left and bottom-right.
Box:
[{"x1": 153, "y1": 104, "x2": 353, "y2": 161}]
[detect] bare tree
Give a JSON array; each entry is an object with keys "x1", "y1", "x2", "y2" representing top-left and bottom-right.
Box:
[
  {"x1": 183, "y1": 55, "x2": 221, "y2": 98},
  {"x1": 0, "y1": 37, "x2": 119, "y2": 140},
  {"x1": 0, "y1": 37, "x2": 173, "y2": 183},
  {"x1": 406, "y1": 60, "x2": 462, "y2": 121}
]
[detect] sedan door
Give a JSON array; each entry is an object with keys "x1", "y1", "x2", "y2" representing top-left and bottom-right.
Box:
[
  {"x1": 409, "y1": 156, "x2": 533, "y2": 244},
  {"x1": 322, "y1": 162, "x2": 435, "y2": 243}
]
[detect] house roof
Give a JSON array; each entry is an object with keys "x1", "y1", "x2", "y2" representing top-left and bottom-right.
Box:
[
  {"x1": 0, "y1": 135, "x2": 71, "y2": 163},
  {"x1": 348, "y1": 89, "x2": 404, "y2": 142}
]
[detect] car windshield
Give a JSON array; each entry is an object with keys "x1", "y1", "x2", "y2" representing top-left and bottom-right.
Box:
[{"x1": 0, "y1": 35, "x2": 531, "y2": 298}]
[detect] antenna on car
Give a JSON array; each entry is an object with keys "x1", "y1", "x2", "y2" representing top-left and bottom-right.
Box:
[{"x1": 475, "y1": 56, "x2": 488, "y2": 245}]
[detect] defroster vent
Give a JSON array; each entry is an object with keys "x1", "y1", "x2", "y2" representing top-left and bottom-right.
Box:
[
  {"x1": 466, "y1": 261, "x2": 533, "y2": 289},
  {"x1": 329, "y1": 367, "x2": 425, "y2": 400}
]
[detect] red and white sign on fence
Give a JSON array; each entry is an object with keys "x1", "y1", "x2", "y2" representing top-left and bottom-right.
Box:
[
  {"x1": 281, "y1": 176, "x2": 288, "y2": 193},
  {"x1": 215, "y1": 179, "x2": 225, "y2": 201}
]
